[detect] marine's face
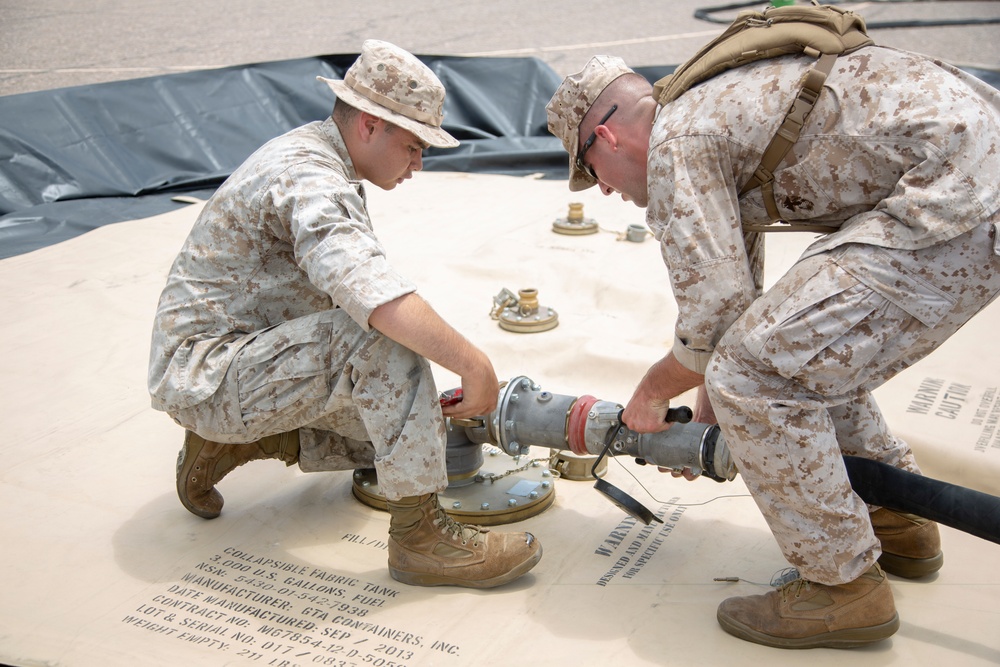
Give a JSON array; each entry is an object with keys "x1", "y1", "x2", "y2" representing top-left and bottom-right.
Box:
[
  {"x1": 585, "y1": 141, "x2": 649, "y2": 208},
  {"x1": 359, "y1": 121, "x2": 427, "y2": 191},
  {"x1": 594, "y1": 161, "x2": 649, "y2": 208},
  {"x1": 577, "y1": 113, "x2": 649, "y2": 208}
]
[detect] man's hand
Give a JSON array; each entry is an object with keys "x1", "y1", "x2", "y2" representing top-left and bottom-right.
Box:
[
  {"x1": 369, "y1": 293, "x2": 499, "y2": 419},
  {"x1": 623, "y1": 352, "x2": 707, "y2": 480},
  {"x1": 660, "y1": 466, "x2": 701, "y2": 481},
  {"x1": 622, "y1": 396, "x2": 675, "y2": 434},
  {"x1": 622, "y1": 352, "x2": 704, "y2": 433},
  {"x1": 441, "y1": 353, "x2": 499, "y2": 419}
]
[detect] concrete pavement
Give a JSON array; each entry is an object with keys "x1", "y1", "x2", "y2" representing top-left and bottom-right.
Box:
[{"x1": 1, "y1": 0, "x2": 998, "y2": 97}]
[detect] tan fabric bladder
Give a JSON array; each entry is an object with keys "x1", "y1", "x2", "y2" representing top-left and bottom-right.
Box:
[{"x1": 1, "y1": 173, "x2": 997, "y2": 666}]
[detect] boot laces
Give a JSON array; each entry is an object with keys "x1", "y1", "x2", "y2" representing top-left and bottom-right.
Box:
[
  {"x1": 432, "y1": 507, "x2": 483, "y2": 546},
  {"x1": 779, "y1": 576, "x2": 814, "y2": 602}
]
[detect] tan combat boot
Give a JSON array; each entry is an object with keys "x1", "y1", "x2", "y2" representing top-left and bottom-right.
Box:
[
  {"x1": 716, "y1": 564, "x2": 899, "y2": 649},
  {"x1": 176, "y1": 430, "x2": 300, "y2": 519},
  {"x1": 387, "y1": 494, "x2": 542, "y2": 589},
  {"x1": 870, "y1": 507, "x2": 943, "y2": 578}
]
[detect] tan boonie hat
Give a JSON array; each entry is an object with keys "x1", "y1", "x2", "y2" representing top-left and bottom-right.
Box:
[
  {"x1": 545, "y1": 55, "x2": 633, "y2": 191},
  {"x1": 318, "y1": 39, "x2": 459, "y2": 149}
]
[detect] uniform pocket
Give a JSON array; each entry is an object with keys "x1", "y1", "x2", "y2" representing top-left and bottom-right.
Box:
[
  {"x1": 742, "y1": 261, "x2": 882, "y2": 383},
  {"x1": 836, "y1": 246, "x2": 955, "y2": 329},
  {"x1": 741, "y1": 245, "x2": 958, "y2": 395},
  {"x1": 235, "y1": 315, "x2": 334, "y2": 434}
]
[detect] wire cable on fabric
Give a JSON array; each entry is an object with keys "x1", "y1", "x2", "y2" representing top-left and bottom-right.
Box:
[
  {"x1": 714, "y1": 567, "x2": 803, "y2": 587},
  {"x1": 609, "y1": 453, "x2": 751, "y2": 507}
]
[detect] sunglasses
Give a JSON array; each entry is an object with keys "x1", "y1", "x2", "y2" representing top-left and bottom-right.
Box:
[{"x1": 575, "y1": 104, "x2": 618, "y2": 181}]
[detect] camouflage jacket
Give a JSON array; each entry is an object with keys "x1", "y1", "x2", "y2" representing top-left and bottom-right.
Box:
[
  {"x1": 646, "y1": 46, "x2": 1000, "y2": 373},
  {"x1": 148, "y1": 118, "x2": 416, "y2": 412}
]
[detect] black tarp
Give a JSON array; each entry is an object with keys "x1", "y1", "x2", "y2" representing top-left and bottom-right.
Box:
[
  {"x1": 0, "y1": 54, "x2": 576, "y2": 259},
  {"x1": 0, "y1": 54, "x2": 997, "y2": 259}
]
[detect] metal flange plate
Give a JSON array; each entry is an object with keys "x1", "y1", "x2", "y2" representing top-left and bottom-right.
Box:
[
  {"x1": 552, "y1": 218, "x2": 599, "y2": 235},
  {"x1": 497, "y1": 307, "x2": 559, "y2": 333},
  {"x1": 551, "y1": 450, "x2": 607, "y2": 481},
  {"x1": 351, "y1": 447, "x2": 557, "y2": 526}
]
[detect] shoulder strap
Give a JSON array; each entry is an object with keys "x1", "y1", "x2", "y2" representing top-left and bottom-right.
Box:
[
  {"x1": 653, "y1": 3, "x2": 872, "y2": 107},
  {"x1": 649, "y1": 2, "x2": 875, "y2": 234},
  {"x1": 739, "y1": 52, "x2": 840, "y2": 233}
]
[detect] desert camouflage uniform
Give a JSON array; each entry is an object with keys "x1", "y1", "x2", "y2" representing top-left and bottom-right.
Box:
[
  {"x1": 647, "y1": 46, "x2": 1000, "y2": 584},
  {"x1": 148, "y1": 117, "x2": 448, "y2": 500}
]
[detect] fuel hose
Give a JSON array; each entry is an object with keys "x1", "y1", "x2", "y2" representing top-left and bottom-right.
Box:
[{"x1": 844, "y1": 455, "x2": 1000, "y2": 545}]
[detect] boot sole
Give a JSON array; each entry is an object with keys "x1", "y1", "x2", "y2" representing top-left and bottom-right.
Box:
[
  {"x1": 879, "y1": 551, "x2": 943, "y2": 579},
  {"x1": 389, "y1": 546, "x2": 542, "y2": 589},
  {"x1": 717, "y1": 610, "x2": 900, "y2": 649},
  {"x1": 176, "y1": 445, "x2": 222, "y2": 520}
]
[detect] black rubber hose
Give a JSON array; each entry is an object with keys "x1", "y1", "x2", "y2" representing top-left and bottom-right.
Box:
[{"x1": 843, "y1": 455, "x2": 1000, "y2": 545}]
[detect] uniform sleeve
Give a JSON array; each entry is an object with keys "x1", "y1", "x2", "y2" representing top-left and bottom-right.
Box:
[
  {"x1": 265, "y1": 161, "x2": 417, "y2": 330},
  {"x1": 645, "y1": 134, "x2": 761, "y2": 373}
]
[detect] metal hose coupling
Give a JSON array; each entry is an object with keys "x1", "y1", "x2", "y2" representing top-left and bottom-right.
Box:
[
  {"x1": 608, "y1": 419, "x2": 737, "y2": 483},
  {"x1": 454, "y1": 375, "x2": 738, "y2": 482}
]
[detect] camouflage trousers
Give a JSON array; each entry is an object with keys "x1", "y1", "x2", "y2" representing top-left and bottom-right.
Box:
[
  {"x1": 173, "y1": 308, "x2": 448, "y2": 501},
  {"x1": 705, "y1": 216, "x2": 1000, "y2": 585}
]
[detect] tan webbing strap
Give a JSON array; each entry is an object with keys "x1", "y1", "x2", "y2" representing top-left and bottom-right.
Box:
[
  {"x1": 742, "y1": 220, "x2": 842, "y2": 233},
  {"x1": 649, "y1": 4, "x2": 874, "y2": 234},
  {"x1": 739, "y1": 52, "x2": 837, "y2": 228}
]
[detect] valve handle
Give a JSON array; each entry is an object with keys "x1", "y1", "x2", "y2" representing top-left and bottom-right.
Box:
[
  {"x1": 616, "y1": 405, "x2": 693, "y2": 427},
  {"x1": 666, "y1": 406, "x2": 693, "y2": 424},
  {"x1": 439, "y1": 387, "x2": 464, "y2": 406}
]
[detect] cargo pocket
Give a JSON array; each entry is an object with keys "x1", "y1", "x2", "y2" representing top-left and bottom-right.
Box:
[
  {"x1": 742, "y1": 248, "x2": 956, "y2": 395},
  {"x1": 742, "y1": 261, "x2": 883, "y2": 385},
  {"x1": 235, "y1": 316, "x2": 334, "y2": 435},
  {"x1": 837, "y1": 246, "x2": 955, "y2": 330}
]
